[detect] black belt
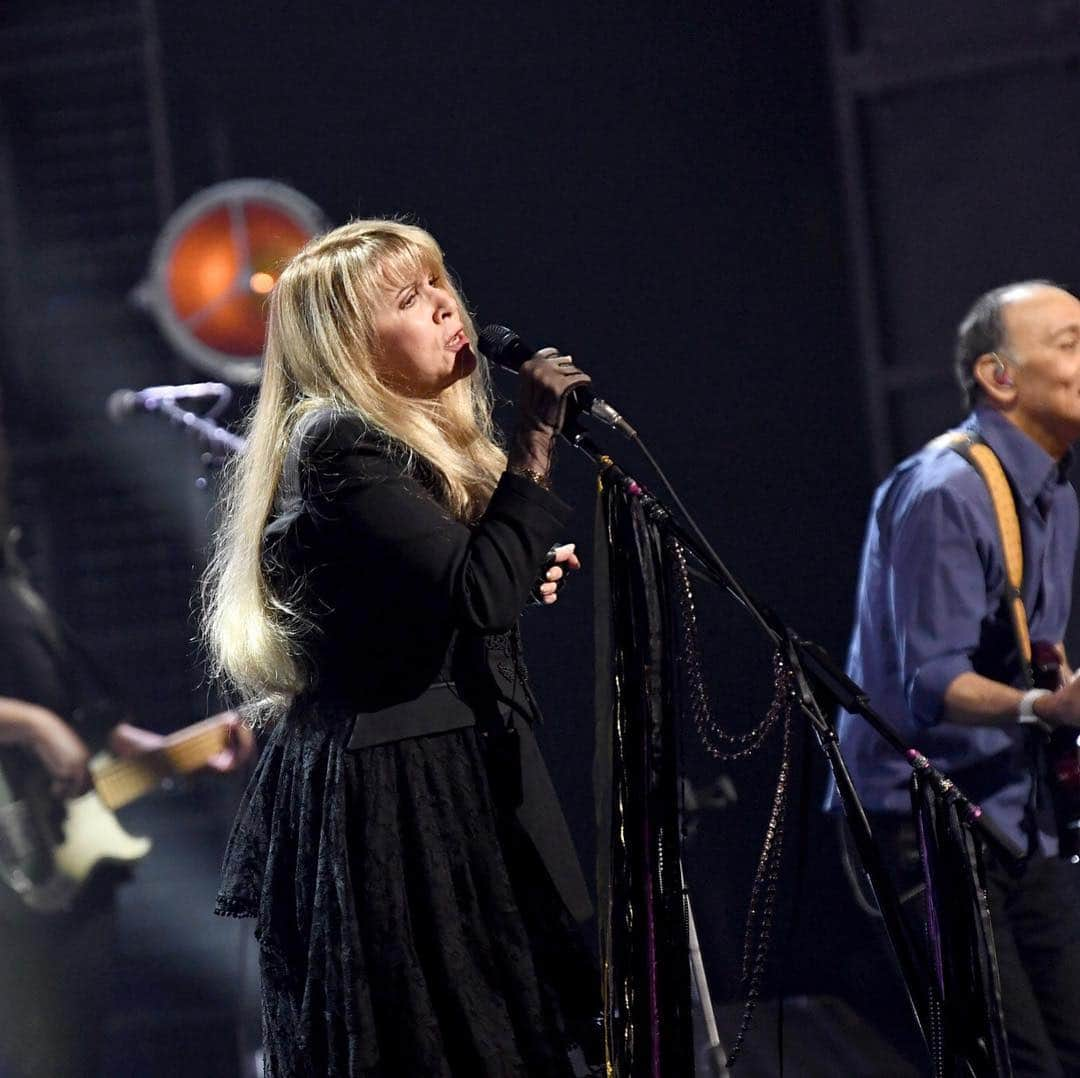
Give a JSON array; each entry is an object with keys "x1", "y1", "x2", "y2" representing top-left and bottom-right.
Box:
[{"x1": 346, "y1": 682, "x2": 476, "y2": 751}]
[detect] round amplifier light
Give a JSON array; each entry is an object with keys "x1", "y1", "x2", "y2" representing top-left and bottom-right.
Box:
[{"x1": 135, "y1": 179, "x2": 327, "y2": 383}]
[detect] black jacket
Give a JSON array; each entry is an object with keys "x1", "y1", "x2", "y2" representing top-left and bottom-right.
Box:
[{"x1": 264, "y1": 409, "x2": 592, "y2": 921}]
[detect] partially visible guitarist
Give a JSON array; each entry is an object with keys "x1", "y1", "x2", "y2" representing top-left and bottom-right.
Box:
[
  {"x1": 0, "y1": 426, "x2": 254, "y2": 1076},
  {"x1": 830, "y1": 281, "x2": 1080, "y2": 1077}
]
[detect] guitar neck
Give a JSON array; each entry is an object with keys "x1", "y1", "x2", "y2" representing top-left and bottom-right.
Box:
[{"x1": 93, "y1": 717, "x2": 231, "y2": 810}]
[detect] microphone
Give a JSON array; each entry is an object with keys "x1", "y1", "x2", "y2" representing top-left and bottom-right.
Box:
[
  {"x1": 478, "y1": 324, "x2": 637, "y2": 438},
  {"x1": 106, "y1": 382, "x2": 232, "y2": 423}
]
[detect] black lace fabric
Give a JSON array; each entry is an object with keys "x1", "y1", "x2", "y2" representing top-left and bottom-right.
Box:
[{"x1": 216, "y1": 700, "x2": 593, "y2": 1077}]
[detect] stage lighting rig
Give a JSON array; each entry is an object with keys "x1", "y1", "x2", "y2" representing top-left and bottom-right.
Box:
[{"x1": 133, "y1": 179, "x2": 326, "y2": 384}]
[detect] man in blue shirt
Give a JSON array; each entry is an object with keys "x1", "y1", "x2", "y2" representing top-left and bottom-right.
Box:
[{"x1": 833, "y1": 280, "x2": 1080, "y2": 1076}]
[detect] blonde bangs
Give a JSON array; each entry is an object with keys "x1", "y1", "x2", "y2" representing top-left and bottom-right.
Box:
[{"x1": 361, "y1": 230, "x2": 442, "y2": 299}]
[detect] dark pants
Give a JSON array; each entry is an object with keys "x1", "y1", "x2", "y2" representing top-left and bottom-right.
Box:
[
  {"x1": 865, "y1": 814, "x2": 1080, "y2": 1077},
  {"x1": 982, "y1": 850, "x2": 1080, "y2": 1077}
]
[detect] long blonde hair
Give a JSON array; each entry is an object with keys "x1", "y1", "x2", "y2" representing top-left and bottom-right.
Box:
[{"x1": 203, "y1": 219, "x2": 505, "y2": 722}]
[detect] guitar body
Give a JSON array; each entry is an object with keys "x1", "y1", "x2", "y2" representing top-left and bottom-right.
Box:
[
  {"x1": 1048, "y1": 729, "x2": 1080, "y2": 860},
  {"x1": 1031, "y1": 641, "x2": 1080, "y2": 861},
  {"x1": 52, "y1": 786, "x2": 152, "y2": 887},
  {"x1": 0, "y1": 714, "x2": 230, "y2": 915},
  {"x1": 0, "y1": 750, "x2": 151, "y2": 917}
]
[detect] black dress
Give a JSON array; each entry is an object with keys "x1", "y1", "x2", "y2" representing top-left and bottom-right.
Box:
[{"x1": 216, "y1": 412, "x2": 597, "y2": 1077}]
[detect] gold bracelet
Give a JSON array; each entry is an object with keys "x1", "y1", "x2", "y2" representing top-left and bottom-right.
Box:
[{"x1": 510, "y1": 466, "x2": 551, "y2": 490}]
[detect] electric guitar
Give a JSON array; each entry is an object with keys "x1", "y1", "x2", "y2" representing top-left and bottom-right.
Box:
[
  {"x1": 0, "y1": 714, "x2": 234, "y2": 915},
  {"x1": 1030, "y1": 641, "x2": 1080, "y2": 860}
]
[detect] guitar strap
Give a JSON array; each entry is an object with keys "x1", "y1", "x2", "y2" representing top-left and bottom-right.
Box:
[{"x1": 934, "y1": 431, "x2": 1034, "y2": 688}]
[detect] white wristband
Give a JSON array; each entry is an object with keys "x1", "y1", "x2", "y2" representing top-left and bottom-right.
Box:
[{"x1": 1018, "y1": 688, "x2": 1052, "y2": 733}]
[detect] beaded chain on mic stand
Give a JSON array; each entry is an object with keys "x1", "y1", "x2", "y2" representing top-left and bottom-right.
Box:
[{"x1": 670, "y1": 538, "x2": 797, "y2": 1068}]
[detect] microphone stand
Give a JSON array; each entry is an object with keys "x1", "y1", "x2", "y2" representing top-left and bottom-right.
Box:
[
  {"x1": 134, "y1": 396, "x2": 246, "y2": 468},
  {"x1": 564, "y1": 418, "x2": 1023, "y2": 1064}
]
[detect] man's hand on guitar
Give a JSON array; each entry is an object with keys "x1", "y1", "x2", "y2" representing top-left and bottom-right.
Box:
[
  {"x1": 27, "y1": 706, "x2": 92, "y2": 799},
  {"x1": 108, "y1": 711, "x2": 256, "y2": 774},
  {"x1": 107, "y1": 722, "x2": 165, "y2": 758},
  {"x1": 1033, "y1": 678, "x2": 1080, "y2": 730},
  {"x1": 204, "y1": 711, "x2": 256, "y2": 773}
]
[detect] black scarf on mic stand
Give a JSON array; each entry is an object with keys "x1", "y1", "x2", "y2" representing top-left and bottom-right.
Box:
[
  {"x1": 593, "y1": 471, "x2": 693, "y2": 1077},
  {"x1": 909, "y1": 769, "x2": 1011, "y2": 1077}
]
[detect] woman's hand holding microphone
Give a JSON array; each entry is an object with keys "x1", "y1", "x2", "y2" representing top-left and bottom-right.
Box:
[
  {"x1": 508, "y1": 348, "x2": 592, "y2": 483},
  {"x1": 509, "y1": 348, "x2": 591, "y2": 606}
]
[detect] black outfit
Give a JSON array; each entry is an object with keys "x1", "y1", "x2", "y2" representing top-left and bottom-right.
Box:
[
  {"x1": 216, "y1": 412, "x2": 597, "y2": 1077},
  {"x1": 980, "y1": 853, "x2": 1080, "y2": 1075},
  {"x1": 0, "y1": 561, "x2": 118, "y2": 1078}
]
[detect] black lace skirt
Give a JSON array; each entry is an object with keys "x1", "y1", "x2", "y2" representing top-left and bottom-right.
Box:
[{"x1": 216, "y1": 704, "x2": 596, "y2": 1077}]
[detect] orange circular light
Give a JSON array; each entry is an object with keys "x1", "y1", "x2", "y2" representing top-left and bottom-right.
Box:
[
  {"x1": 136, "y1": 180, "x2": 326, "y2": 383},
  {"x1": 249, "y1": 271, "x2": 276, "y2": 295}
]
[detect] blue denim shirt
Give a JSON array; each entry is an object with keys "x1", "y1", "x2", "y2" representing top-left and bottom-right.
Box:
[{"x1": 826, "y1": 408, "x2": 1078, "y2": 854}]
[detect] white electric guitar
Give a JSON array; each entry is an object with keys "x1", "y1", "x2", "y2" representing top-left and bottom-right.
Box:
[{"x1": 0, "y1": 715, "x2": 234, "y2": 916}]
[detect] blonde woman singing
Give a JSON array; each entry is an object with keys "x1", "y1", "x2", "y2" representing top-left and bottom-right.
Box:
[{"x1": 206, "y1": 220, "x2": 600, "y2": 1076}]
